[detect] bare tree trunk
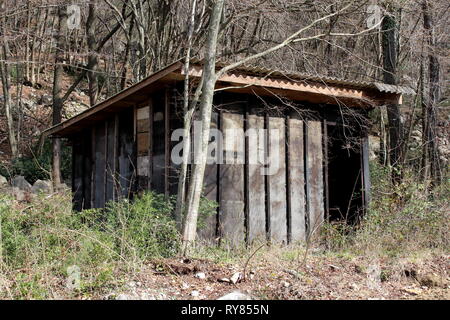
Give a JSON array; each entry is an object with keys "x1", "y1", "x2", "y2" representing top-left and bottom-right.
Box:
[
  {"x1": 87, "y1": 3, "x2": 98, "y2": 106},
  {"x1": 0, "y1": 15, "x2": 18, "y2": 158},
  {"x1": 181, "y1": 0, "x2": 224, "y2": 254},
  {"x1": 422, "y1": 0, "x2": 442, "y2": 185},
  {"x1": 174, "y1": 0, "x2": 198, "y2": 231},
  {"x1": 52, "y1": 6, "x2": 67, "y2": 187},
  {"x1": 381, "y1": 11, "x2": 403, "y2": 182}
]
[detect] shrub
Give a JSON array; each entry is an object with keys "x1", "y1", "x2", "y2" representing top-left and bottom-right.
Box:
[
  {"x1": 0, "y1": 139, "x2": 72, "y2": 184},
  {"x1": 321, "y1": 162, "x2": 449, "y2": 256}
]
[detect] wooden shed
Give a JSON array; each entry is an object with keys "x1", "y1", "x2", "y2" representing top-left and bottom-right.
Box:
[{"x1": 45, "y1": 60, "x2": 413, "y2": 245}]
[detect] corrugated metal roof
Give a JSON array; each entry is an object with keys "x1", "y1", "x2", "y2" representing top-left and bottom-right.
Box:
[{"x1": 204, "y1": 60, "x2": 416, "y2": 95}]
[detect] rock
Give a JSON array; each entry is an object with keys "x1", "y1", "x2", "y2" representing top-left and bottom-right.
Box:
[
  {"x1": 55, "y1": 183, "x2": 70, "y2": 193},
  {"x1": 38, "y1": 94, "x2": 52, "y2": 105},
  {"x1": 217, "y1": 291, "x2": 253, "y2": 300},
  {"x1": 31, "y1": 180, "x2": 53, "y2": 194},
  {"x1": 11, "y1": 187, "x2": 26, "y2": 201},
  {"x1": 281, "y1": 281, "x2": 291, "y2": 288},
  {"x1": 0, "y1": 175, "x2": 7, "y2": 188},
  {"x1": 11, "y1": 176, "x2": 32, "y2": 192},
  {"x1": 191, "y1": 290, "x2": 200, "y2": 297},
  {"x1": 218, "y1": 278, "x2": 231, "y2": 283},
  {"x1": 230, "y1": 272, "x2": 242, "y2": 284},
  {"x1": 195, "y1": 272, "x2": 206, "y2": 280}
]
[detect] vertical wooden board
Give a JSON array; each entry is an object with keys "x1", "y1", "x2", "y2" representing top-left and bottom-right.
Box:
[
  {"x1": 268, "y1": 116, "x2": 287, "y2": 243},
  {"x1": 288, "y1": 118, "x2": 306, "y2": 242},
  {"x1": 199, "y1": 111, "x2": 219, "y2": 241},
  {"x1": 247, "y1": 114, "x2": 266, "y2": 243},
  {"x1": 82, "y1": 130, "x2": 92, "y2": 210},
  {"x1": 168, "y1": 95, "x2": 184, "y2": 196},
  {"x1": 94, "y1": 123, "x2": 106, "y2": 208},
  {"x1": 306, "y1": 121, "x2": 324, "y2": 237},
  {"x1": 105, "y1": 118, "x2": 116, "y2": 203},
  {"x1": 219, "y1": 112, "x2": 245, "y2": 247},
  {"x1": 151, "y1": 95, "x2": 165, "y2": 194},
  {"x1": 118, "y1": 109, "x2": 136, "y2": 198},
  {"x1": 72, "y1": 140, "x2": 84, "y2": 211},
  {"x1": 361, "y1": 136, "x2": 371, "y2": 209},
  {"x1": 164, "y1": 89, "x2": 170, "y2": 197},
  {"x1": 147, "y1": 99, "x2": 154, "y2": 190}
]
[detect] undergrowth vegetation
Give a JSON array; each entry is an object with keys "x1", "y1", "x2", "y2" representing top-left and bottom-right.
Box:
[
  {"x1": 0, "y1": 192, "x2": 184, "y2": 299},
  {"x1": 0, "y1": 162, "x2": 447, "y2": 299},
  {"x1": 322, "y1": 162, "x2": 449, "y2": 257}
]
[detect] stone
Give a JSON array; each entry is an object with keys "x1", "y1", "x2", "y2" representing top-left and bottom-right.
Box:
[
  {"x1": 217, "y1": 291, "x2": 253, "y2": 300},
  {"x1": 11, "y1": 187, "x2": 26, "y2": 201},
  {"x1": 11, "y1": 176, "x2": 32, "y2": 192},
  {"x1": 195, "y1": 272, "x2": 206, "y2": 280},
  {"x1": 230, "y1": 272, "x2": 242, "y2": 284},
  {"x1": 31, "y1": 180, "x2": 53, "y2": 194},
  {"x1": 191, "y1": 290, "x2": 200, "y2": 297},
  {"x1": 38, "y1": 94, "x2": 52, "y2": 105},
  {"x1": 0, "y1": 175, "x2": 7, "y2": 188}
]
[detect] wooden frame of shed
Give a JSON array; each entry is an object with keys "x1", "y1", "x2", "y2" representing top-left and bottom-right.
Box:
[{"x1": 45, "y1": 60, "x2": 412, "y2": 245}]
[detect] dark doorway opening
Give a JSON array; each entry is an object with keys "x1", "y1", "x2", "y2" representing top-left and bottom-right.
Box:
[{"x1": 326, "y1": 123, "x2": 364, "y2": 225}]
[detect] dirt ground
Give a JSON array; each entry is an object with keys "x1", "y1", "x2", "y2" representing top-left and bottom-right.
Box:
[{"x1": 93, "y1": 247, "x2": 449, "y2": 301}]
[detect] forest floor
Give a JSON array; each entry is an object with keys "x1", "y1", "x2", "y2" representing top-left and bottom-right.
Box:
[{"x1": 82, "y1": 246, "x2": 449, "y2": 301}]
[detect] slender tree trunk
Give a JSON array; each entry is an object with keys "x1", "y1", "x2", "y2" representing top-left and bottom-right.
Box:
[
  {"x1": 0, "y1": 15, "x2": 18, "y2": 158},
  {"x1": 52, "y1": 6, "x2": 67, "y2": 187},
  {"x1": 381, "y1": 11, "x2": 403, "y2": 182},
  {"x1": 181, "y1": 0, "x2": 224, "y2": 254},
  {"x1": 422, "y1": 0, "x2": 442, "y2": 185},
  {"x1": 87, "y1": 3, "x2": 98, "y2": 106},
  {"x1": 175, "y1": 0, "x2": 198, "y2": 231}
]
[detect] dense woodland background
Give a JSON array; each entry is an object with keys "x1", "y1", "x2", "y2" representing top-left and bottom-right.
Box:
[
  {"x1": 0, "y1": 0, "x2": 448, "y2": 185},
  {"x1": 0, "y1": 0, "x2": 448, "y2": 300}
]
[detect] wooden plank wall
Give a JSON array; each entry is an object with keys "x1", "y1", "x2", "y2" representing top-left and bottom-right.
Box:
[
  {"x1": 193, "y1": 97, "x2": 327, "y2": 246},
  {"x1": 94, "y1": 124, "x2": 106, "y2": 208},
  {"x1": 246, "y1": 111, "x2": 266, "y2": 243},
  {"x1": 267, "y1": 116, "x2": 287, "y2": 243},
  {"x1": 219, "y1": 112, "x2": 246, "y2": 246},
  {"x1": 306, "y1": 121, "x2": 324, "y2": 238},
  {"x1": 70, "y1": 90, "x2": 332, "y2": 247},
  {"x1": 287, "y1": 115, "x2": 306, "y2": 242}
]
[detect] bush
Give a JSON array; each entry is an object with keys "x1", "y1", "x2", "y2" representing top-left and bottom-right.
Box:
[
  {"x1": 0, "y1": 139, "x2": 72, "y2": 184},
  {"x1": 0, "y1": 191, "x2": 185, "y2": 298},
  {"x1": 321, "y1": 162, "x2": 449, "y2": 257}
]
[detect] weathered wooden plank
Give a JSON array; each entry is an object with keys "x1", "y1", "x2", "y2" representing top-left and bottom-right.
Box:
[
  {"x1": 287, "y1": 117, "x2": 306, "y2": 242},
  {"x1": 118, "y1": 109, "x2": 136, "y2": 198},
  {"x1": 72, "y1": 140, "x2": 84, "y2": 211},
  {"x1": 306, "y1": 121, "x2": 324, "y2": 237},
  {"x1": 164, "y1": 89, "x2": 170, "y2": 197},
  {"x1": 268, "y1": 116, "x2": 287, "y2": 243},
  {"x1": 247, "y1": 113, "x2": 266, "y2": 243},
  {"x1": 105, "y1": 118, "x2": 116, "y2": 203},
  {"x1": 94, "y1": 123, "x2": 107, "y2": 208},
  {"x1": 82, "y1": 129, "x2": 92, "y2": 209},
  {"x1": 151, "y1": 95, "x2": 165, "y2": 194},
  {"x1": 147, "y1": 98, "x2": 153, "y2": 190},
  {"x1": 361, "y1": 136, "x2": 371, "y2": 210},
  {"x1": 219, "y1": 112, "x2": 245, "y2": 247}
]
